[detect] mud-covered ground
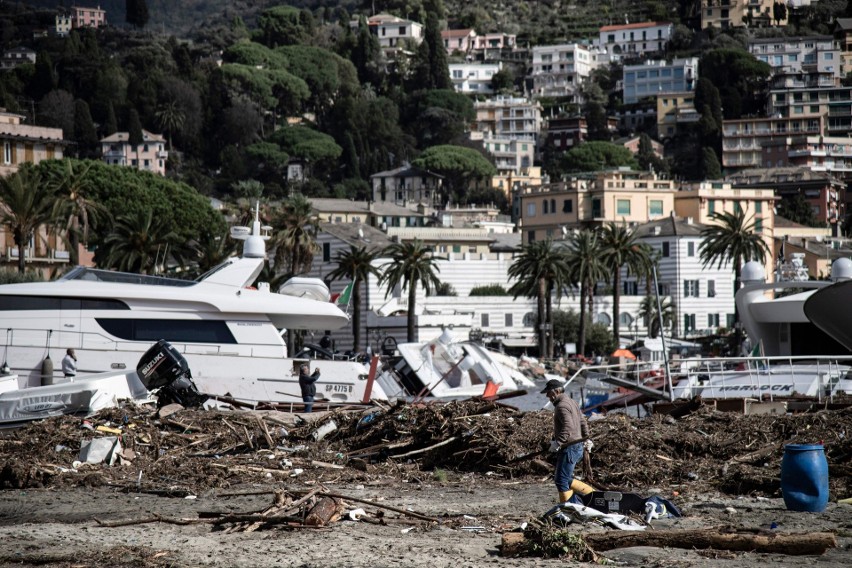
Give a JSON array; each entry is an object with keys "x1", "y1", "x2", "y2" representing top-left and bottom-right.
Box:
[{"x1": 1, "y1": 400, "x2": 851, "y2": 566}]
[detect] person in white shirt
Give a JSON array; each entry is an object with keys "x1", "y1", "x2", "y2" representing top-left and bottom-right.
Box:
[{"x1": 62, "y1": 348, "x2": 77, "y2": 379}]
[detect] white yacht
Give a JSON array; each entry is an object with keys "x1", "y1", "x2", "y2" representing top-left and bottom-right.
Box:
[{"x1": 0, "y1": 207, "x2": 387, "y2": 405}]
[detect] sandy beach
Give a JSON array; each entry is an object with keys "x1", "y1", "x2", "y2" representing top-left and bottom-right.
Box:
[{"x1": 0, "y1": 480, "x2": 850, "y2": 567}]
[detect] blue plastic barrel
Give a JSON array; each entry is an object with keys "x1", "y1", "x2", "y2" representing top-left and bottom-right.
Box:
[{"x1": 780, "y1": 444, "x2": 829, "y2": 512}]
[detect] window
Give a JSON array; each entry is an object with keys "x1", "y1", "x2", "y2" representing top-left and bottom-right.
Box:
[
  {"x1": 452, "y1": 245, "x2": 461, "y2": 253},
  {"x1": 623, "y1": 281, "x2": 638, "y2": 295},
  {"x1": 398, "y1": 26, "x2": 406, "y2": 35},
  {"x1": 3, "y1": 142, "x2": 10, "y2": 164},
  {"x1": 550, "y1": 199, "x2": 556, "y2": 214},
  {"x1": 687, "y1": 242, "x2": 695, "y2": 257},
  {"x1": 755, "y1": 218, "x2": 763, "y2": 233},
  {"x1": 481, "y1": 313, "x2": 490, "y2": 327},
  {"x1": 527, "y1": 230, "x2": 535, "y2": 242},
  {"x1": 726, "y1": 314, "x2": 735, "y2": 328},
  {"x1": 526, "y1": 203, "x2": 536, "y2": 217},
  {"x1": 708, "y1": 199, "x2": 715, "y2": 214},
  {"x1": 683, "y1": 314, "x2": 696, "y2": 332},
  {"x1": 97, "y1": 319, "x2": 237, "y2": 343},
  {"x1": 649, "y1": 200, "x2": 663, "y2": 216},
  {"x1": 322, "y1": 242, "x2": 331, "y2": 262},
  {"x1": 684, "y1": 280, "x2": 700, "y2": 297},
  {"x1": 662, "y1": 242, "x2": 670, "y2": 257},
  {"x1": 563, "y1": 199, "x2": 573, "y2": 213},
  {"x1": 708, "y1": 313, "x2": 720, "y2": 328},
  {"x1": 543, "y1": 200, "x2": 549, "y2": 214},
  {"x1": 505, "y1": 313, "x2": 513, "y2": 327},
  {"x1": 617, "y1": 199, "x2": 631, "y2": 215},
  {"x1": 708, "y1": 280, "x2": 716, "y2": 297},
  {"x1": 755, "y1": 201, "x2": 762, "y2": 213}
]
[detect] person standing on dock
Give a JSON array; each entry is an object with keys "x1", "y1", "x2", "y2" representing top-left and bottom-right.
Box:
[
  {"x1": 62, "y1": 348, "x2": 77, "y2": 380},
  {"x1": 543, "y1": 378, "x2": 590, "y2": 504},
  {"x1": 299, "y1": 364, "x2": 320, "y2": 413}
]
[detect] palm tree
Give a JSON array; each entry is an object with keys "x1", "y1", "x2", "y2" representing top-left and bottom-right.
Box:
[
  {"x1": 155, "y1": 100, "x2": 185, "y2": 152},
  {"x1": 379, "y1": 239, "x2": 441, "y2": 342},
  {"x1": 48, "y1": 159, "x2": 108, "y2": 266},
  {"x1": 186, "y1": 227, "x2": 238, "y2": 278},
  {"x1": 0, "y1": 166, "x2": 55, "y2": 273},
  {"x1": 269, "y1": 194, "x2": 319, "y2": 277},
  {"x1": 508, "y1": 239, "x2": 571, "y2": 358},
  {"x1": 699, "y1": 210, "x2": 769, "y2": 344},
  {"x1": 100, "y1": 209, "x2": 181, "y2": 274},
  {"x1": 564, "y1": 229, "x2": 607, "y2": 357},
  {"x1": 326, "y1": 245, "x2": 381, "y2": 352},
  {"x1": 638, "y1": 295, "x2": 674, "y2": 338},
  {"x1": 600, "y1": 222, "x2": 651, "y2": 344}
]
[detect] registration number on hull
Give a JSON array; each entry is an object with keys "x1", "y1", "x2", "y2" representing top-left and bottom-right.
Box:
[{"x1": 324, "y1": 384, "x2": 353, "y2": 394}]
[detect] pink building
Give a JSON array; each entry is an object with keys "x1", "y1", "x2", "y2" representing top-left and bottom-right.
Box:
[
  {"x1": 100, "y1": 130, "x2": 168, "y2": 176},
  {"x1": 71, "y1": 5, "x2": 107, "y2": 29},
  {"x1": 441, "y1": 29, "x2": 476, "y2": 56}
]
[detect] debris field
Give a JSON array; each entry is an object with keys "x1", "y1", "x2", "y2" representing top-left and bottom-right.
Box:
[{"x1": 1, "y1": 399, "x2": 850, "y2": 500}]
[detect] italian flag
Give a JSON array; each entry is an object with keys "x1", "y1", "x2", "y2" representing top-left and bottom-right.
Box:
[{"x1": 332, "y1": 280, "x2": 355, "y2": 307}]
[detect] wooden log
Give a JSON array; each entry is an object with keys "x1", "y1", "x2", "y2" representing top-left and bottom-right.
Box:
[
  {"x1": 304, "y1": 496, "x2": 343, "y2": 527},
  {"x1": 391, "y1": 436, "x2": 458, "y2": 459},
  {"x1": 583, "y1": 529, "x2": 837, "y2": 556}
]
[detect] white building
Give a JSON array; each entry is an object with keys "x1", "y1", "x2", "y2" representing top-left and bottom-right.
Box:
[
  {"x1": 749, "y1": 35, "x2": 841, "y2": 81},
  {"x1": 472, "y1": 96, "x2": 542, "y2": 142},
  {"x1": 449, "y1": 62, "x2": 502, "y2": 94},
  {"x1": 622, "y1": 57, "x2": 698, "y2": 104},
  {"x1": 598, "y1": 21, "x2": 673, "y2": 61},
  {"x1": 530, "y1": 43, "x2": 594, "y2": 101},
  {"x1": 368, "y1": 13, "x2": 423, "y2": 55},
  {"x1": 472, "y1": 131, "x2": 535, "y2": 176},
  {"x1": 632, "y1": 216, "x2": 736, "y2": 338}
]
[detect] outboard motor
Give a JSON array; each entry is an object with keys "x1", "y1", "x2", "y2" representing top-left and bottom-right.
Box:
[{"x1": 136, "y1": 340, "x2": 207, "y2": 408}]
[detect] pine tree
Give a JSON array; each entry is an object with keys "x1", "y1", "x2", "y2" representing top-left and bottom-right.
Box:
[{"x1": 126, "y1": 0, "x2": 149, "y2": 29}]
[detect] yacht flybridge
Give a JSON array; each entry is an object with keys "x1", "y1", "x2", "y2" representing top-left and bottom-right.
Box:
[{"x1": 0, "y1": 206, "x2": 388, "y2": 405}]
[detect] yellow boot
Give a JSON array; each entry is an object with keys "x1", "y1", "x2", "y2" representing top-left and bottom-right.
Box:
[
  {"x1": 558, "y1": 490, "x2": 573, "y2": 504},
  {"x1": 570, "y1": 478, "x2": 596, "y2": 496}
]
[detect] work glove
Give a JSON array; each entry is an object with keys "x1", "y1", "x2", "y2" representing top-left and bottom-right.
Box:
[
  {"x1": 584, "y1": 439, "x2": 594, "y2": 453},
  {"x1": 548, "y1": 440, "x2": 560, "y2": 453}
]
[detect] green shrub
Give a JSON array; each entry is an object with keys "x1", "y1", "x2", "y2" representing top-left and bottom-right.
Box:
[{"x1": 469, "y1": 284, "x2": 508, "y2": 296}]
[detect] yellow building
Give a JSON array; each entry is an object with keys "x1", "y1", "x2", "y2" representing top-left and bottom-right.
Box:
[
  {"x1": 518, "y1": 169, "x2": 677, "y2": 243},
  {"x1": 701, "y1": 0, "x2": 787, "y2": 30}
]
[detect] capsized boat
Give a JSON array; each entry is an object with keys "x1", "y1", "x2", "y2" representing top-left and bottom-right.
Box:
[
  {"x1": 375, "y1": 329, "x2": 536, "y2": 399},
  {"x1": 0, "y1": 206, "x2": 387, "y2": 405}
]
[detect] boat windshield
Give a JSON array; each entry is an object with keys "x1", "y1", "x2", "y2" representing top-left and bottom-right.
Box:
[{"x1": 59, "y1": 266, "x2": 197, "y2": 287}]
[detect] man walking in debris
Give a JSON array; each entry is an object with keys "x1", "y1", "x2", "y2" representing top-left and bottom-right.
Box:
[
  {"x1": 543, "y1": 378, "x2": 590, "y2": 504},
  {"x1": 299, "y1": 364, "x2": 320, "y2": 413}
]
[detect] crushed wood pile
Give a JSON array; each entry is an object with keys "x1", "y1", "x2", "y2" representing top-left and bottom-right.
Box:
[{"x1": 1, "y1": 400, "x2": 850, "y2": 499}]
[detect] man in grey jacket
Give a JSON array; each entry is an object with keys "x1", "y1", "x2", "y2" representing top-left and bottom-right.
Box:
[{"x1": 542, "y1": 378, "x2": 590, "y2": 504}]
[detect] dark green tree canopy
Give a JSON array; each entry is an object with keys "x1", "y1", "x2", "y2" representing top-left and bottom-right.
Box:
[{"x1": 561, "y1": 141, "x2": 639, "y2": 174}]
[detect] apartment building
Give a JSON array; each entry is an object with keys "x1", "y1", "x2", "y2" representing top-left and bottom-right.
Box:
[
  {"x1": 598, "y1": 21, "x2": 672, "y2": 60},
  {"x1": 0, "y1": 47, "x2": 36, "y2": 70},
  {"x1": 633, "y1": 216, "x2": 736, "y2": 338},
  {"x1": 471, "y1": 96, "x2": 542, "y2": 142},
  {"x1": 518, "y1": 170, "x2": 677, "y2": 243},
  {"x1": 529, "y1": 43, "x2": 594, "y2": 101},
  {"x1": 543, "y1": 115, "x2": 588, "y2": 150},
  {"x1": 100, "y1": 130, "x2": 168, "y2": 176},
  {"x1": 656, "y1": 92, "x2": 699, "y2": 140},
  {"x1": 701, "y1": 0, "x2": 787, "y2": 30},
  {"x1": 370, "y1": 164, "x2": 443, "y2": 207},
  {"x1": 726, "y1": 167, "x2": 845, "y2": 231},
  {"x1": 674, "y1": 181, "x2": 776, "y2": 267},
  {"x1": 835, "y1": 18, "x2": 852, "y2": 77},
  {"x1": 449, "y1": 62, "x2": 501, "y2": 94},
  {"x1": 471, "y1": 33, "x2": 517, "y2": 61},
  {"x1": 473, "y1": 131, "x2": 534, "y2": 176},
  {"x1": 0, "y1": 109, "x2": 66, "y2": 177},
  {"x1": 766, "y1": 84, "x2": 852, "y2": 136},
  {"x1": 721, "y1": 114, "x2": 825, "y2": 171},
  {"x1": 749, "y1": 36, "x2": 841, "y2": 81},
  {"x1": 622, "y1": 57, "x2": 698, "y2": 104},
  {"x1": 760, "y1": 135, "x2": 852, "y2": 181}
]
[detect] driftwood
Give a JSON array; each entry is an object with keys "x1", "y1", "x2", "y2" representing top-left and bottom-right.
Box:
[
  {"x1": 502, "y1": 529, "x2": 837, "y2": 557},
  {"x1": 391, "y1": 436, "x2": 459, "y2": 459},
  {"x1": 312, "y1": 491, "x2": 440, "y2": 523},
  {"x1": 304, "y1": 496, "x2": 344, "y2": 526}
]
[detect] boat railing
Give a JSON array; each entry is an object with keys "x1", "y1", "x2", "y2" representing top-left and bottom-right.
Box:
[{"x1": 568, "y1": 355, "x2": 852, "y2": 403}]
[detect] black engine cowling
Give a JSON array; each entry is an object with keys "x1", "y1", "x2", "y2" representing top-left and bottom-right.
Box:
[{"x1": 136, "y1": 339, "x2": 207, "y2": 408}]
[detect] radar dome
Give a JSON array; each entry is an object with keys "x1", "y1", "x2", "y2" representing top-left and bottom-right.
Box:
[
  {"x1": 740, "y1": 261, "x2": 765, "y2": 284},
  {"x1": 831, "y1": 258, "x2": 852, "y2": 281}
]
